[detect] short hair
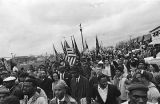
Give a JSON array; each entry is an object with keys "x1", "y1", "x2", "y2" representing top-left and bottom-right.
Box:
[
  {"x1": 130, "y1": 61, "x2": 137, "y2": 68},
  {"x1": 52, "y1": 72, "x2": 60, "y2": 79},
  {"x1": 138, "y1": 59, "x2": 145, "y2": 65},
  {"x1": 19, "y1": 72, "x2": 29, "y2": 78},
  {"x1": 24, "y1": 77, "x2": 38, "y2": 87},
  {"x1": 97, "y1": 74, "x2": 109, "y2": 82}
]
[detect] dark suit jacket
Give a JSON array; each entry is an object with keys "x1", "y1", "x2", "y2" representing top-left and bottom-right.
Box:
[
  {"x1": 91, "y1": 84, "x2": 121, "y2": 104},
  {"x1": 70, "y1": 75, "x2": 90, "y2": 104},
  {"x1": 39, "y1": 77, "x2": 53, "y2": 99},
  {"x1": 63, "y1": 72, "x2": 72, "y2": 88},
  {"x1": 10, "y1": 84, "x2": 24, "y2": 100},
  {"x1": 110, "y1": 65, "x2": 115, "y2": 79},
  {"x1": 62, "y1": 72, "x2": 72, "y2": 95}
]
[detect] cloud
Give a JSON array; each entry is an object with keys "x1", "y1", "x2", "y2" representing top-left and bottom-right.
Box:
[
  {"x1": 83, "y1": 0, "x2": 160, "y2": 47},
  {"x1": 0, "y1": 0, "x2": 160, "y2": 57}
]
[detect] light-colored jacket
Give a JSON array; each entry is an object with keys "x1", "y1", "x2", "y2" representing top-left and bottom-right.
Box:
[
  {"x1": 147, "y1": 82, "x2": 160, "y2": 103},
  {"x1": 113, "y1": 74, "x2": 127, "y2": 101},
  {"x1": 121, "y1": 101, "x2": 157, "y2": 104},
  {"x1": 50, "y1": 95, "x2": 77, "y2": 104},
  {"x1": 20, "y1": 92, "x2": 47, "y2": 104}
]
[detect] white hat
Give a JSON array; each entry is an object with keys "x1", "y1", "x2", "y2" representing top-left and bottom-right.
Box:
[
  {"x1": 98, "y1": 60, "x2": 103, "y2": 64},
  {"x1": 3, "y1": 76, "x2": 16, "y2": 82}
]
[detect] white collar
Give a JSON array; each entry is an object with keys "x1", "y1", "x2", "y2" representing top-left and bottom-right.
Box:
[
  {"x1": 57, "y1": 96, "x2": 65, "y2": 104},
  {"x1": 98, "y1": 84, "x2": 108, "y2": 90},
  {"x1": 98, "y1": 84, "x2": 108, "y2": 103},
  {"x1": 76, "y1": 76, "x2": 80, "y2": 82}
]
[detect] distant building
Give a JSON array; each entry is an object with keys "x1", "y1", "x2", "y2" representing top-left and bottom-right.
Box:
[{"x1": 149, "y1": 26, "x2": 160, "y2": 42}]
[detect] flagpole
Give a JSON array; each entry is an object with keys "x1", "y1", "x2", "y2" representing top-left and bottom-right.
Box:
[
  {"x1": 52, "y1": 43, "x2": 55, "y2": 56},
  {"x1": 80, "y1": 24, "x2": 85, "y2": 51}
]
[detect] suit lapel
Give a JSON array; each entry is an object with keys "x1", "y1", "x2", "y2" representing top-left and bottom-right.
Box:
[
  {"x1": 106, "y1": 84, "x2": 111, "y2": 102},
  {"x1": 96, "y1": 85, "x2": 105, "y2": 104}
]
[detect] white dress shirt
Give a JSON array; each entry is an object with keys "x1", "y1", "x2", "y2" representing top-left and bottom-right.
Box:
[
  {"x1": 98, "y1": 85, "x2": 108, "y2": 103},
  {"x1": 57, "y1": 96, "x2": 65, "y2": 104}
]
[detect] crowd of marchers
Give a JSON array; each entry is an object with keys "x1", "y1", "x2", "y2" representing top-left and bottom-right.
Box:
[{"x1": 0, "y1": 43, "x2": 160, "y2": 104}]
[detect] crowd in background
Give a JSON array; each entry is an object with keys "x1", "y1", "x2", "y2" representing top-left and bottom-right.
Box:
[{"x1": 0, "y1": 40, "x2": 160, "y2": 104}]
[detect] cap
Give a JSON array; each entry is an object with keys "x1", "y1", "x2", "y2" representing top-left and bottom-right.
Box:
[
  {"x1": 128, "y1": 82, "x2": 148, "y2": 92},
  {"x1": 3, "y1": 76, "x2": 16, "y2": 82}
]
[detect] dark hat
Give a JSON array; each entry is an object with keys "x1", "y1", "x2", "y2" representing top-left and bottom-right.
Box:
[{"x1": 128, "y1": 82, "x2": 148, "y2": 92}]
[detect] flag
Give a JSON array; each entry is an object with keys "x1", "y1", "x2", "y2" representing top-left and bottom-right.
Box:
[
  {"x1": 53, "y1": 43, "x2": 59, "y2": 61},
  {"x1": 65, "y1": 48, "x2": 76, "y2": 66},
  {"x1": 71, "y1": 36, "x2": 75, "y2": 49},
  {"x1": 63, "y1": 40, "x2": 76, "y2": 66},
  {"x1": 83, "y1": 40, "x2": 90, "y2": 55},
  {"x1": 85, "y1": 40, "x2": 88, "y2": 49},
  {"x1": 73, "y1": 36, "x2": 81, "y2": 59},
  {"x1": 61, "y1": 41, "x2": 66, "y2": 55},
  {"x1": 96, "y1": 36, "x2": 100, "y2": 56},
  {"x1": 64, "y1": 40, "x2": 70, "y2": 48},
  {"x1": 53, "y1": 43, "x2": 58, "y2": 55}
]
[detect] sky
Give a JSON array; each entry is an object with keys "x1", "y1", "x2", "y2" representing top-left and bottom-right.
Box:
[{"x1": 0, "y1": 0, "x2": 160, "y2": 57}]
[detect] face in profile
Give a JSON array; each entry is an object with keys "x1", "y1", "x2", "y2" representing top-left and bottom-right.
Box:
[{"x1": 149, "y1": 65, "x2": 155, "y2": 72}]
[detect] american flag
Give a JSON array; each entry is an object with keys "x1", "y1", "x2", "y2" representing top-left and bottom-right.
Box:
[{"x1": 65, "y1": 48, "x2": 76, "y2": 66}]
